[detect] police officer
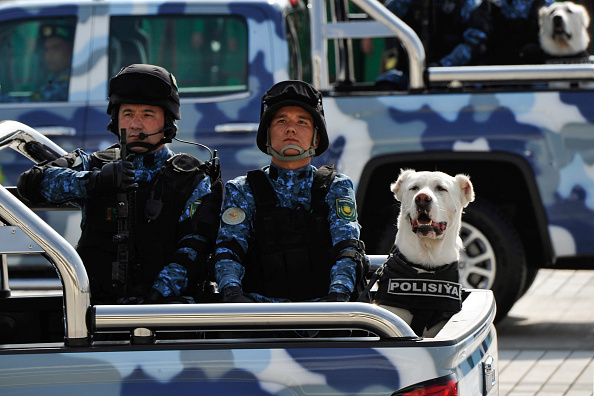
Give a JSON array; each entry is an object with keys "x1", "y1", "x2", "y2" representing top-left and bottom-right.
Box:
[
  {"x1": 383, "y1": 0, "x2": 492, "y2": 67},
  {"x1": 36, "y1": 23, "x2": 74, "y2": 101},
  {"x1": 0, "y1": 22, "x2": 74, "y2": 103},
  {"x1": 17, "y1": 64, "x2": 222, "y2": 304},
  {"x1": 486, "y1": 0, "x2": 554, "y2": 65},
  {"x1": 213, "y1": 80, "x2": 367, "y2": 304}
]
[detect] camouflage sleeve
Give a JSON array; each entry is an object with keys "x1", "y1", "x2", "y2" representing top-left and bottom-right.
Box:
[
  {"x1": 384, "y1": 0, "x2": 412, "y2": 18},
  {"x1": 33, "y1": 69, "x2": 70, "y2": 102},
  {"x1": 326, "y1": 173, "x2": 361, "y2": 296},
  {"x1": 214, "y1": 177, "x2": 254, "y2": 292},
  {"x1": 39, "y1": 149, "x2": 93, "y2": 203},
  {"x1": 153, "y1": 176, "x2": 213, "y2": 297}
]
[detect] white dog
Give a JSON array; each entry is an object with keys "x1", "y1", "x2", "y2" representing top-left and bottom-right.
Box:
[
  {"x1": 539, "y1": 1, "x2": 591, "y2": 59},
  {"x1": 374, "y1": 169, "x2": 475, "y2": 337},
  {"x1": 391, "y1": 169, "x2": 475, "y2": 267}
]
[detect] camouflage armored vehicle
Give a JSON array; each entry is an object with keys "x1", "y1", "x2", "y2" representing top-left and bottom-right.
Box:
[{"x1": 1, "y1": 0, "x2": 593, "y2": 321}]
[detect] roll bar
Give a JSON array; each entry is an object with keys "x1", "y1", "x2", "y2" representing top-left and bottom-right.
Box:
[{"x1": 0, "y1": 121, "x2": 417, "y2": 344}]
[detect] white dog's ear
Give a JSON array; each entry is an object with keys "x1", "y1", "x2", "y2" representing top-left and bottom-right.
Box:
[
  {"x1": 538, "y1": 4, "x2": 548, "y2": 19},
  {"x1": 390, "y1": 169, "x2": 415, "y2": 202},
  {"x1": 455, "y1": 174, "x2": 475, "y2": 207},
  {"x1": 578, "y1": 3, "x2": 591, "y2": 28}
]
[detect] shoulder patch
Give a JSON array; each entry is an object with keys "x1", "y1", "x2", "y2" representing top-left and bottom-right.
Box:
[
  {"x1": 222, "y1": 207, "x2": 246, "y2": 225},
  {"x1": 336, "y1": 198, "x2": 356, "y2": 221},
  {"x1": 190, "y1": 200, "x2": 202, "y2": 218}
]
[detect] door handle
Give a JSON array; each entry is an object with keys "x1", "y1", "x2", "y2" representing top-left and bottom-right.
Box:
[
  {"x1": 214, "y1": 123, "x2": 259, "y2": 133},
  {"x1": 35, "y1": 126, "x2": 77, "y2": 136}
]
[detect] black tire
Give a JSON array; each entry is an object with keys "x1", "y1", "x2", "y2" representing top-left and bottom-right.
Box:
[
  {"x1": 520, "y1": 267, "x2": 539, "y2": 297},
  {"x1": 460, "y1": 199, "x2": 527, "y2": 323}
]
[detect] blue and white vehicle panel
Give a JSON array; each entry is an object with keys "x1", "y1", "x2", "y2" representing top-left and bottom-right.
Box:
[{"x1": 0, "y1": 327, "x2": 497, "y2": 395}]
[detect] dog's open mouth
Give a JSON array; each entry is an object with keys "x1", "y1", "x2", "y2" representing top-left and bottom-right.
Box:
[
  {"x1": 553, "y1": 24, "x2": 572, "y2": 39},
  {"x1": 410, "y1": 213, "x2": 447, "y2": 236}
]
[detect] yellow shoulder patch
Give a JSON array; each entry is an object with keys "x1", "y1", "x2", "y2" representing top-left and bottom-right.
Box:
[
  {"x1": 336, "y1": 198, "x2": 356, "y2": 221},
  {"x1": 222, "y1": 207, "x2": 246, "y2": 225}
]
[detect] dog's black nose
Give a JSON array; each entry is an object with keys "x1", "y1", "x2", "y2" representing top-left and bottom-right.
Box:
[{"x1": 553, "y1": 15, "x2": 563, "y2": 27}]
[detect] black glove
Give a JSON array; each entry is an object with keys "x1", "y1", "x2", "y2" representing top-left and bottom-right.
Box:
[
  {"x1": 326, "y1": 292, "x2": 350, "y2": 302},
  {"x1": 116, "y1": 296, "x2": 145, "y2": 304},
  {"x1": 221, "y1": 286, "x2": 255, "y2": 303},
  {"x1": 88, "y1": 160, "x2": 137, "y2": 194},
  {"x1": 146, "y1": 288, "x2": 191, "y2": 304}
]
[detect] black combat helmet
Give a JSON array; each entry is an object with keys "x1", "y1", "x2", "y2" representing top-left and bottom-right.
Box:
[
  {"x1": 107, "y1": 64, "x2": 180, "y2": 142},
  {"x1": 257, "y1": 80, "x2": 329, "y2": 159}
]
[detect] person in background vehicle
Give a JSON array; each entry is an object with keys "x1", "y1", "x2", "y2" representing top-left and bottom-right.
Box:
[
  {"x1": 17, "y1": 64, "x2": 223, "y2": 304},
  {"x1": 486, "y1": 0, "x2": 554, "y2": 65},
  {"x1": 375, "y1": 0, "x2": 492, "y2": 88},
  {"x1": 213, "y1": 80, "x2": 367, "y2": 304},
  {"x1": 34, "y1": 23, "x2": 74, "y2": 101},
  {"x1": 0, "y1": 22, "x2": 74, "y2": 103}
]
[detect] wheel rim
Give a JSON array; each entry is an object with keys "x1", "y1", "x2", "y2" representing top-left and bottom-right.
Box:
[{"x1": 459, "y1": 221, "x2": 496, "y2": 290}]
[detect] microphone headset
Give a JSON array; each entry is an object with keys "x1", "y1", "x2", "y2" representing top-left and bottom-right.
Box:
[{"x1": 137, "y1": 131, "x2": 161, "y2": 140}]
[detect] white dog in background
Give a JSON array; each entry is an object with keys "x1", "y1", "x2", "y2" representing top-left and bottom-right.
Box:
[
  {"x1": 539, "y1": 1, "x2": 591, "y2": 59},
  {"x1": 373, "y1": 170, "x2": 475, "y2": 337}
]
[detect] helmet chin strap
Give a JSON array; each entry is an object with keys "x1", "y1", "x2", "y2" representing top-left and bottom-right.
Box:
[{"x1": 266, "y1": 128, "x2": 318, "y2": 162}]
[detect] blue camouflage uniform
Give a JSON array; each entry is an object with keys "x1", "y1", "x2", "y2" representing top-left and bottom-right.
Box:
[
  {"x1": 0, "y1": 68, "x2": 70, "y2": 103},
  {"x1": 487, "y1": 0, "x2": 554, "y2": 65},
  {"x1": 33, "y1": 68, "x2": 71, "y2": 102},
  {"x1": 40, "y1": 145, "x2": 212, "y2": 297},
  {"x1": 384, "y1": 0, "x2": 491, "y2": 67},
  {"x1": 215, "y1": 162, "x2": 360, "y2": 302}
]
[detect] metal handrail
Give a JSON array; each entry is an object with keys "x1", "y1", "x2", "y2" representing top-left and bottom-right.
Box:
[
  {"x1": 428, "y1": 63, "x2": 594, "y2": 84},
  {"x1": 0, "y1": 120, "x2": 67, "y2": 163},
  {"x1": 93, "y1": 302, "x2": 417, "y2": 339},
  {"x1": 0, "y1": 184, "x2": 91, "y2": 345}
]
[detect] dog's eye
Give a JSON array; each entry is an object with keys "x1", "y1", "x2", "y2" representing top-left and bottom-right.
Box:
[
  {"x1": 436, "y1": 185, "x2": 447, "y2": 192},
  {"x1": 409, "y1": 185, "x2": 419, "y2": 191}
]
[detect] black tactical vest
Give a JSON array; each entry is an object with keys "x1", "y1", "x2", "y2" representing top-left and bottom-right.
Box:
[
  {"x1": 241, "y1": 165, "x2": 337, "y2": 301},
  {"x1": 374, "y1": 247, "x2": 462, "y2": 335},
  {"x1": 76, "y1": 146, "x2": 218, "y2": 302}
]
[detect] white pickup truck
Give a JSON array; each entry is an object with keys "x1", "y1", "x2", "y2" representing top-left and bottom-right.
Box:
[{"x1": 0, "y1": 121, "x2": 497, "y2": 395}]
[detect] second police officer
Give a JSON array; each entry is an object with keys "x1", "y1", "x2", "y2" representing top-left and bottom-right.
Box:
[{"x1": 214, "y1": 80, "x2": 367, "y2": 304}]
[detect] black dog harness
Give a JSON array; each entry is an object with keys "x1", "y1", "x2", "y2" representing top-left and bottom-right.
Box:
[{"x1": 374, "y1": 246, "x2": 462, "y2": 336}]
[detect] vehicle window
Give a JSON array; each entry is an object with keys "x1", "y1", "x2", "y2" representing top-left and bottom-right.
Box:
[
  {"x1": 110, "y1": 15, "x2": 248, "y2": 97},
  {"x1": 286, "y1": 6, "x2": 311, "y2": 82},
  {"x1": 0, "y1": 17, "x2": 76, "y2": 103}
]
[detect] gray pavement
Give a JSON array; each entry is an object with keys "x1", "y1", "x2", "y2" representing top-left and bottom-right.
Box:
[{"x1": 496, "y1": 269, "x2": 594, "y2": 396}]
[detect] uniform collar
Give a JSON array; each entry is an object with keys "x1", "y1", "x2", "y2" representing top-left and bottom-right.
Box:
[
  {"x1": 131, "y1": 145, "x2": 172, "y2": 167},
  {"x1": 268, "y1": 162, "x2": 314, "y2": 181}
]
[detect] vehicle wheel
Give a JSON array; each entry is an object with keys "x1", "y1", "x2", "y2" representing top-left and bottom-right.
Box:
[
  {"x1": 520, "y1": 267, "x2": 539, "y2": 297},
  {"x1": 459, "y1": 199, "x2": 527, "y2": 323}
]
